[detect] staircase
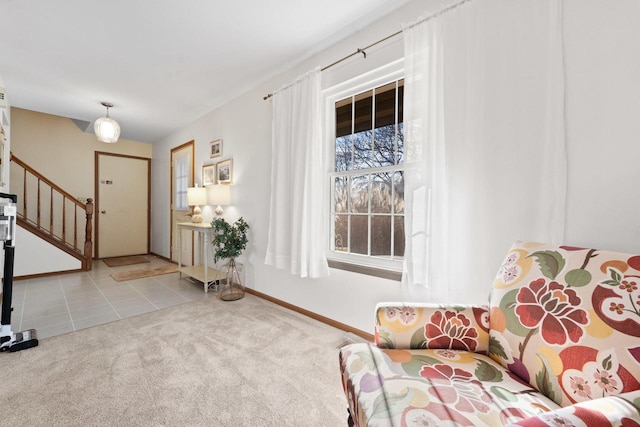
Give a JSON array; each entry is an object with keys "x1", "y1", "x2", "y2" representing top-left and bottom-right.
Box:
[{"x1": 10, "y1": 153, "x2": 94, "y2": 271}]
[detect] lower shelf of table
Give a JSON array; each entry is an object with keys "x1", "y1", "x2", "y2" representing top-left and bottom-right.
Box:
[{"x1": 178, "y1": 265, "x2": 224, "y2": 284}]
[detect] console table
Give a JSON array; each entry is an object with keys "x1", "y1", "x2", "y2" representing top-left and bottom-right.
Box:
[{"x1": 176, "y1": 222, "x2": 224, "y2": 292}]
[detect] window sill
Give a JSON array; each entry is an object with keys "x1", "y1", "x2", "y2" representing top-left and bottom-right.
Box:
[{"x1": 327, "y1": 259, "x2": 402, "y2": 281}]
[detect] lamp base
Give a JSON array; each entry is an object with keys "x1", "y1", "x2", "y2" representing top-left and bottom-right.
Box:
[
  {"x1": 215, "y1": 205, "x2": 224, "y2": 218},
  {"x1": 191, "y1": 206, "x2": 203, "y2": 223}
]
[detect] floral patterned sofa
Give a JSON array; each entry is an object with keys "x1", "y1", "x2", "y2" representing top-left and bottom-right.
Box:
[{"x1": 339, "y1": 241, "x2": 640, "y2": 426}]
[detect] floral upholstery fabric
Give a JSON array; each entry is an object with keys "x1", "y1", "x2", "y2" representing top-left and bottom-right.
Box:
[
  {"x1": 512, "y1": 390, "x2": 640, "y2": 426},
  {"x1": 490, "y1": 242, "x2": 640, "y2": 408},
  {"x1": 374, "y1": 303, "x2": 490, "y2": 355},
  {"x1": 340, "y1": 343, "x2": 560, "y2": 426},
  {"x1": 339, "y1": 241, "x2": 640, "y2": 426}
]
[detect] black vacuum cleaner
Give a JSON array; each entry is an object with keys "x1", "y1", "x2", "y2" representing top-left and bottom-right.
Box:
[{"x1": 0, "y1": 193, "x2": 38, "y2": 352}]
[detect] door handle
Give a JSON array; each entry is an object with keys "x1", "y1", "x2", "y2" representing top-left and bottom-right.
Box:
[{"x1": 101, "y1": 210, "x2": 107, "y2": 214}]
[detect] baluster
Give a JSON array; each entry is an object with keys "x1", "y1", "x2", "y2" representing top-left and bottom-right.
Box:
[
  {"x1": 22, "y1": 166, "x2": 28, "y2": 220},
  {"x1": 61, "y1": 195, "x2": 66, "y2": 246},
  {"x1": 37, "y1": 178, "x2": 41, "y2": 228},
  {"x1": 74, "y1": 205, "x2": 78, "y2": 251},
  {"x1": 84, "y1": 199, "x2": 94, "y2": 270},
  {"x1": 49, "y1": 186, "x2": 54, "y2": 236}
]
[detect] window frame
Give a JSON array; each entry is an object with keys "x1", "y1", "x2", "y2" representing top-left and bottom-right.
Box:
[{"x1": 323, "y1": 60, "x2": 405, "y2": 275}]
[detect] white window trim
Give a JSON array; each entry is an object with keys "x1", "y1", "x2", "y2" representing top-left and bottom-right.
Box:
[{"x1": 323, "y1": 59, "x2": 405, "y2": 274}]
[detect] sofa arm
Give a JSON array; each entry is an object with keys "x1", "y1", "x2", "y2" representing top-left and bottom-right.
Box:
[
  {"x1": 374, "y1": 302, "x2": 490, "y2": 354},
  {"x1": 511, "y1": 391, "x2": 640, "y2": 426}
]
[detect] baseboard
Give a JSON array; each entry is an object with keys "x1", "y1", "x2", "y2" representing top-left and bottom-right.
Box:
[
  {"x1": 15, "y1": 268, "x2": 85, "y2": 281},
  {"x1": 244, "y1": 288, "x2": 374, "y2": 342}
]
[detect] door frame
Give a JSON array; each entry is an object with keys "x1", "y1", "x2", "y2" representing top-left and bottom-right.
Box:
[
  {"x1": 170, "y1": 140, "x2": 195, "y2": 263},
  {"x1": 94, "y1": 151, "x2": 152, "y2": 259}
]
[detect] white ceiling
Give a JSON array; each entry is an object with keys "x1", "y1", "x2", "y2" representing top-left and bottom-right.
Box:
[{"x1": 0, "y1": 0, "x2": 412, "y2": 143}]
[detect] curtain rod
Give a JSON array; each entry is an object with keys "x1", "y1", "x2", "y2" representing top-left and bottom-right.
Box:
[{"x1": 262, "y1": 0, "x2": 474, "y2": 101}]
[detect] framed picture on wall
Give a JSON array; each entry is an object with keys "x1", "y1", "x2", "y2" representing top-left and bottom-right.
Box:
[
  {"x1": 210, "y1": 139, "x2": 222, "y2": 158},
  {"x1": 217, "y1": 159, "x2": 232, "y2": 184},
  {"x1": 202, "y1": 164, "x2": 216, "y2": 186}
]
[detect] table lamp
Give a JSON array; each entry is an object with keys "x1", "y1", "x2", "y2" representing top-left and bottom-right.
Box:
[
  {"x1": 187, "y1": 185, "x2": 207, "y2": 223},
  {"x1": 209, "y1": 184, "x2": 231, "y2": 218}
]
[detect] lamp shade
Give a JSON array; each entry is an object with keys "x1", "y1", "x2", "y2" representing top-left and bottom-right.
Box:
[
  {"x1": 187, "y1": 186, "x2": 207, "y2": 206},
  {"x1": 209, "y1": 184, "x2": 230, "y2": 206},
  {"x1": 94, "y1": 102, "x2": 121, "y2": 143}
]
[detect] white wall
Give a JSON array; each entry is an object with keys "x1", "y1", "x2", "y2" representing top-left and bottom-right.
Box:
[
  {"x1": 563, "y1": 0, "x2": 640, "y2": 253},
  {"x1": 152, "y1": 0, "x2": 640, "y2": 334},
  {"x1": 15, "y1": 226, "x2": 81, "y2": 276}
]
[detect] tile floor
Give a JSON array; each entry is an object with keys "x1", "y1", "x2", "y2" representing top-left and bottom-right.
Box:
[{"x1": 10, "y1": 256, "x2": 215, "y2": 340}]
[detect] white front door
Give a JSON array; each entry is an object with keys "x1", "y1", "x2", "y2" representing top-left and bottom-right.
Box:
[{"x1": 96, "y1": 153, "x2": 150, "y2": 258}]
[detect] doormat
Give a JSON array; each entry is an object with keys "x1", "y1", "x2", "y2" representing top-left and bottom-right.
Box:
[
  {"x1": 110, "y1": 265, "x2": 178, "y2": 282},
  {"x1": 103, "y1": 255, "x2": 150, "y2": 267}
]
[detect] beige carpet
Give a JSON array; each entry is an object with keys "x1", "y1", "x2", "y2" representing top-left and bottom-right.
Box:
[
  {"x1": 102, "y1": 255, "x2": 150, "y2": 267},
  {"x1": 110, "y1": 264, "x2": 178, "y2": 282},
  {"x1": 0, "y1": 294, "x2": 348, "y2": 426}
]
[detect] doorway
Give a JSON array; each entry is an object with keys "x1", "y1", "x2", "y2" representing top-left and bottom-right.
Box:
[
  {"x1": 170, "y1": 141, "x2": 195, "y2": 264},
  {"x1": 95, "y1": 152, "x2": 151, "y2": 258}
]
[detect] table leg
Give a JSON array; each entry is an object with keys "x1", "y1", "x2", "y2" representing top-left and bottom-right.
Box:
[
  {"x1": 203, "y1": 231, "x2": 208, "y2": 293},
  {"x1": 178, "y1": 225, "x2": 182, "y2": 278}
]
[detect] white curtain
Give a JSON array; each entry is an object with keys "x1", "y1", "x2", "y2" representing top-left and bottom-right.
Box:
[
  {"x1": 402, "y1": 0, "x2": 566, "y2": 304},
  {"x1": 265, "y1": 68, "x2": 329, "y2": 278}
]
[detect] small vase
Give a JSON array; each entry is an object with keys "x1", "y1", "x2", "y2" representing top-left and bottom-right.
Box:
[{"x1": 220, "y1": 257, "x2": 245, "y2": 301}]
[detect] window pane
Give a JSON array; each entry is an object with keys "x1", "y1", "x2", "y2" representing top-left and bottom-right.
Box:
[
  {"x1": 334, "y1": 176, "x2": 348, "y2": 213},
  {"x1": 375, "y1": 82, "x2": 396, "y2": 129},
  {"x1": 350, "y1": 215, "x2": 368, "y2": 255},
  {"x1": 175, "y1": 157, "x2": 189, "y2": 210},
  {"x1": 397, "y1": 122, "x2": 404, "y2": 165},
  {"x1": 353, "y1": 130, "x2": 372, "y2": 169},
  {"x1": 350, "y1": 175, "x2": 369, "y2": 213},
  {"x1": 335, "y1": 135, "x2": 351, "y2": 171},
  {"x1": 336, "y1": 98, "x2": 352, "y2": 138},
  {"x1": 398, "y1": 80, "x2": 404, "y2": 124},
  {"x1": 177, "y1": 192, "x2": 187, "y2": 210},
  {"x1": 394, "y1": 216, "x2": 405, "y2": 257},
  {"x1": 371, "y1": 215, "x2": 391, "y2": 256},
  {"x1": 394, "y1": 171, "x2": 404, "y2": 214},
  {"x1": 334, "y1": 214, "x2": 348, "y2": 252},
  {"x1": 373, "y1": 125, "x2": 395, "y2": 167},
  {"x1": 354, "y1": 90, "x2": 372, "y2": 133},
  {"x1": 371, "y1": 173, "x2": 392, "y2": 214}
]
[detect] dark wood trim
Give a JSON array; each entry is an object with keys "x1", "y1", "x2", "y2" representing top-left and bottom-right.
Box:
[
  {"x1": 95, "y1": 152, "x2": 151, "y2": 258},
  {"x1": 15, "y1": 268, "x2": 85, "y2": 281},
  {"x1": 244, "y1": 288, "x2": 374, "y2": 342}
]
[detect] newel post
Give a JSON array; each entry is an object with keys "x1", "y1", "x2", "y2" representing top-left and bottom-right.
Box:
[{"x1": 84, "y1": 198, "x2": 94, "y2": 270}]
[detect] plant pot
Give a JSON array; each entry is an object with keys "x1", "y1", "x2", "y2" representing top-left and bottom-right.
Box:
[{"x1": 219, "y1": 258, "x2": 244, "y2": 301}]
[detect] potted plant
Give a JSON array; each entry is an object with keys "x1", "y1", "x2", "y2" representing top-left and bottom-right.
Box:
[{"x1": 211, "y1": 217, "x2": 249, "y2": 301}]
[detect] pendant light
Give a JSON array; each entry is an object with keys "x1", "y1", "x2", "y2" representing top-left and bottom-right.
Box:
[{"x1": 94, "y1": 102, "x2": 121, "y2": 143}]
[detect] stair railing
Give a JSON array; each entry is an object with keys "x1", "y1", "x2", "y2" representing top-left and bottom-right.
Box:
[{"x1": 9, "y1": 153, "x2": 94, "y2": 270}]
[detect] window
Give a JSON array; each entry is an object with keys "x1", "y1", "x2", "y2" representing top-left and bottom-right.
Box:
[
  {"x1": 329, "y1": 77, "x2": 405, "y2": 272},
  {"x1": 174, "y1": 156, "x2": 189, "y2": 210}
]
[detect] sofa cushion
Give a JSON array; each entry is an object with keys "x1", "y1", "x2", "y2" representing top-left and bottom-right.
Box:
[
  {"x1": 489, "y1": 241, "x2": 640, "y2": 407},
  {"x1": 340, "y1": 343, "x2": 560, "y2": 426},
  {"x1": 375, "y1": 303, "x2": 490, "y2": 354}
]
